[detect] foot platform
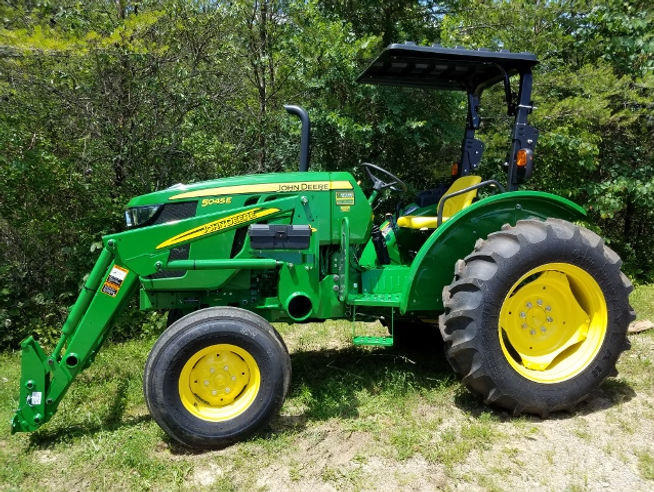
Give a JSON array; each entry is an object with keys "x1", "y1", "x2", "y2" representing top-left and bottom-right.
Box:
[{"x1": 352, "y1": 335, "x2": 394, "y2": 347}]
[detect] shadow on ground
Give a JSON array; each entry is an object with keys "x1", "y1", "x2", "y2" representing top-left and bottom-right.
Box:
[
  {"x1": 165, "y1": 343, "x2": 455, "y2": 455},
  {"x1": 26, "y1": 341, "x2": 636, "y2": 452},
  {"x1": 452, "y1": 370, "x2": 637, "y2": 421},
  {"x1": 27, "y1": 377, "x2": 151, "y2": 449},
  {"x1": 283, "y1": 343, "x2": 637, "y2": 430}
]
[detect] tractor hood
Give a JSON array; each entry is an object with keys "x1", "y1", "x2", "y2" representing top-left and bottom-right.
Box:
[{"x1": 126, "y1": 171, "x2": 356, "y2": 208}]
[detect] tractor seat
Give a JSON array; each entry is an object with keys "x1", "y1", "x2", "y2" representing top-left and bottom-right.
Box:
[{"x1": 397, "y1": 175, "x2": 482, "y2": 229}]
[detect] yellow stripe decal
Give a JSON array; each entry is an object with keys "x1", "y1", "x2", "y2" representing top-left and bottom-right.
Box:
[
  {"x1": 170, "y1": 180, "x2": 353, "y2": 200},
  {"x1": 156, "y1": 207, "x2": 280, "y2": 250}
]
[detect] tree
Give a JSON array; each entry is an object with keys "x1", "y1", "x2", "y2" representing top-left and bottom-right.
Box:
[{"x1": 440, "y1": 0, "x2": 654, "y2": 279}]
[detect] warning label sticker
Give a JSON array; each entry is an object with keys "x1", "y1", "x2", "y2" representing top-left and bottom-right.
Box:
[
  {"x1": 101, "y1": 265, "x2": 129, "y2": 297},
  {"x1": 335, "y1": 191, "x2": 355, "y2": 206},
  {"x1": 30, "y1": 391, "x2": 42, "y2": 406}
]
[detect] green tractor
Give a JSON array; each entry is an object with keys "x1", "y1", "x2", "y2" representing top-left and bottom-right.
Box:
[{"x1": 12, "y1": 44, "x2": 634, "y2": 449}]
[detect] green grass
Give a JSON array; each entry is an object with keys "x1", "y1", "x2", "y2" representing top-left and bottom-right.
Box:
[
  {"x1": 638, "y1": 450, "x2": 654, "y2": 480},
  {"x1": 1, "y1": 284, "x2": 653, "y2": 489},
  {"x1": 631, "y1": 283, "x2": 654, "y2": 320}
]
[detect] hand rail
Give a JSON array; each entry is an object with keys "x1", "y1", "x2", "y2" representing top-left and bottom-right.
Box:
[{"x1": 437, "y1": 180, "x2": 505, "y2": 227}]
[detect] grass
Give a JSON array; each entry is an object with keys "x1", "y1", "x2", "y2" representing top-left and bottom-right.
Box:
[
  {"x1": 631, "y1": 283, "x2": 654, "y2": 320},
  {"x1": 638, "y1": 450, "x2": 654, "y2": 480},
  {"x1": 0, "y1": 285, "x2": 653, "y2": 489}
]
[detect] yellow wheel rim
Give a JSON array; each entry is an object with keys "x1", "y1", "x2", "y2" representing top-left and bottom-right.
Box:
[
  {"x1": 498, "y1": 263, "x2": 607, "y2": 383},
  {"x1": 178, "y1": 344, "x2": 261, "y2": 421}
]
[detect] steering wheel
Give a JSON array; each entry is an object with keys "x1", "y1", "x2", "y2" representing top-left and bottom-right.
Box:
[{"x1": 361, "y1": 162, "x2": 408, "y2": 193}]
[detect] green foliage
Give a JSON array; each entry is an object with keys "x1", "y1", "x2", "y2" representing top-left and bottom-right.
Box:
[
  {"x1": 0, "y1": 0, "x2": 652, "y2": 348},
  {"x1": 441, "y1": 0, "x2": 654, "y2": 279}
]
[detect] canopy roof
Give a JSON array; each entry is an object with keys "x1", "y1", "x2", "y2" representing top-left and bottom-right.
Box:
[{"x1": 357, "y1": 43, "x2": 538, "y2": 94}]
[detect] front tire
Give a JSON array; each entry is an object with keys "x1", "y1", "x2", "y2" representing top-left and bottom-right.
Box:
[
  {"x1": 440, "y1": 219, "x2": 634, "y2": 416},
  {"x1": 144, "y1": 307, "x2": 291, "y2": 449}
]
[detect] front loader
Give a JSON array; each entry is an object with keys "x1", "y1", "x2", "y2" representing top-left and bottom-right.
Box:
[{"x1": 12, "y1": 44, "x2": 634, "y2": 449}]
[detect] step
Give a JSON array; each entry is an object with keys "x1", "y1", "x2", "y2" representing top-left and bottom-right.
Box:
[
  {"x1": 352, "y1": 335, "x2": 394, "y2": 347},
  {"x1": 349, "y1": 293, "x2": 401, "y2": 307}
]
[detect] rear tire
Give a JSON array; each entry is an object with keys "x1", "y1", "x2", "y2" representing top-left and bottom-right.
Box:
[
  {"x1": 439, "y1": 219, "x2": 634, "y2": 416},
  {"x1": 144, "y1": 307, "x2": 291, "y2": 449}
]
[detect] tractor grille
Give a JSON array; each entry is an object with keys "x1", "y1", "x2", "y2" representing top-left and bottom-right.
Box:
[{"x1": 153, "y1": 202, "x2": 197, "y2": 225}]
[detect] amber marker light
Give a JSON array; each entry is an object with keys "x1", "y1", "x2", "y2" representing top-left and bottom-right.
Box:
[{"x1": 516, "y1": 149, "x2": 529, "y2": 167}]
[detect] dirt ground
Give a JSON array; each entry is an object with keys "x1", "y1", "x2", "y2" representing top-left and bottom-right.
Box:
[
  {"x1": 1, "y1": 321, "x2": 652, "y2": 491},
  {"x1": 184, "y1": 330, "x2": 654, "y2": 491}
]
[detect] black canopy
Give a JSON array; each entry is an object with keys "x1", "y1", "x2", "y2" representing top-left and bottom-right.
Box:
[{"x1": 357, "y1": 43, "x2": 538, "y2": 94}]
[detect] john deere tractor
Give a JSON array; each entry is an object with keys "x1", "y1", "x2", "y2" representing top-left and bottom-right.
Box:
[{"x1": 12, "y1": 44, "x2": 634, "y2": 449}]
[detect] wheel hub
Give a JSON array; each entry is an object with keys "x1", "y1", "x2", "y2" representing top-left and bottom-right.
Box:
[
  {"x1": 499, "y1": 263, "x2": 607, "y2": 383},
  {"x1": 178, "y1": 344, "x2": 261, "y2": 421},
  {"x1": 189, "y1": 350, "x2": 250, "y2": 406}
]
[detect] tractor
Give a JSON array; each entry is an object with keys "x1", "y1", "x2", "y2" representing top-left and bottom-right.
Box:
[{"x1": 12, "y1": 43, "x2": 634, "y2": 449}]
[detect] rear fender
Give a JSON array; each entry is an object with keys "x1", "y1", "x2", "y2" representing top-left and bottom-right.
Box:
[{"x1": 400, "y1": 191, "x2": 586, "y2": 313}]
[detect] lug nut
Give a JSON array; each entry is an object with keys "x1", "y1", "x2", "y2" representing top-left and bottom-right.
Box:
[
  {"x1": 545, "y1": 306, "x2": 551, "y2": 311},
  {"x1": 520, "y1": 312, "x2": 526, "y2": 318},
  {"x1": 547, "y1": 317, "x2": 553, "y2": 323},
  {"x1": 537, "y1": 299, "x2": 543, "y2": 305},
  {"x1": 210, "y1": 367, "x2": 215, "y2": 373},
  {"x1": 224, "y1": 366, "x2": 229, "y2": 371},
  {"x1": 530, "y1": 329, "x2": 536, "y2": 335},
  {"x1": 225, "y1": 388, "x2": 231, "y2": 393},
  {"x1": 212, "y1": 390, "x2": 217, "y2": 396},
  {"x1": 204, "y1": 380, "x2": 209, "y2": 386}
]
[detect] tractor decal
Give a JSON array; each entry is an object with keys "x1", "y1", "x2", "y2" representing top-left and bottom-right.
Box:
[
  {"x1": 156, "y1": 207, "x2": 280, "y2": 249},
  {"x1": 201, "y1": 197, "x2": 233, "y2": 207},
  {"x1": 100, "y1": 265, "x2": 129, "y2": 297},
  {"x1": 169, "y1": 180, "x2": 352, "y2": 200}
]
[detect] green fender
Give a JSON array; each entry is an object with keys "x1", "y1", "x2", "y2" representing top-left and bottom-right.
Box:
[{"x1": 399, "y1": 191, "x2": 586, "y2": 314}]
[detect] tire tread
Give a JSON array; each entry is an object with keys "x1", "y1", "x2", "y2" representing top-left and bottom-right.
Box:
[{"x1": 439, "y1": 218, "x2": 634, "y2": 416}]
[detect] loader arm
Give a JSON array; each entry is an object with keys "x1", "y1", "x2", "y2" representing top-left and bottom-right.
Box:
[
  {"x1": 12, "y1": 247, "x2": 138, "y2": 432},
  {"x1": 11, "y1": 201, "x2": 293, "y2": 433},
  {"x1": 10, "y1": 189, "x2": 347, "y2": 433}
]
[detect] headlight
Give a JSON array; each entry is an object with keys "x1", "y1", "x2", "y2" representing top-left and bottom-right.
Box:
[{"x1": 125, "y1": 205, "x2": 162, "y2": 228}]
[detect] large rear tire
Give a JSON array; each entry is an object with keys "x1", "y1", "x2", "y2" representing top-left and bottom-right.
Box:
[
  {"x1": 439, "y1": 219, "x2": 634, "y2": 416},
  {"x1": 144, "y1": 307, "x2": 291, "y2": 449}
]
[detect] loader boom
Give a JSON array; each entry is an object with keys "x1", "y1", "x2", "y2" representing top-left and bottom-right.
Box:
[{"x1": 12, "y1": 247, "x2": 137, "y2": 432}]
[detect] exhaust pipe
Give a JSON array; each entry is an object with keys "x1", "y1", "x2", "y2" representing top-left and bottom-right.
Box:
[{"x1": 284, "y1": 105, "x2": 311, "y2": 171}]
